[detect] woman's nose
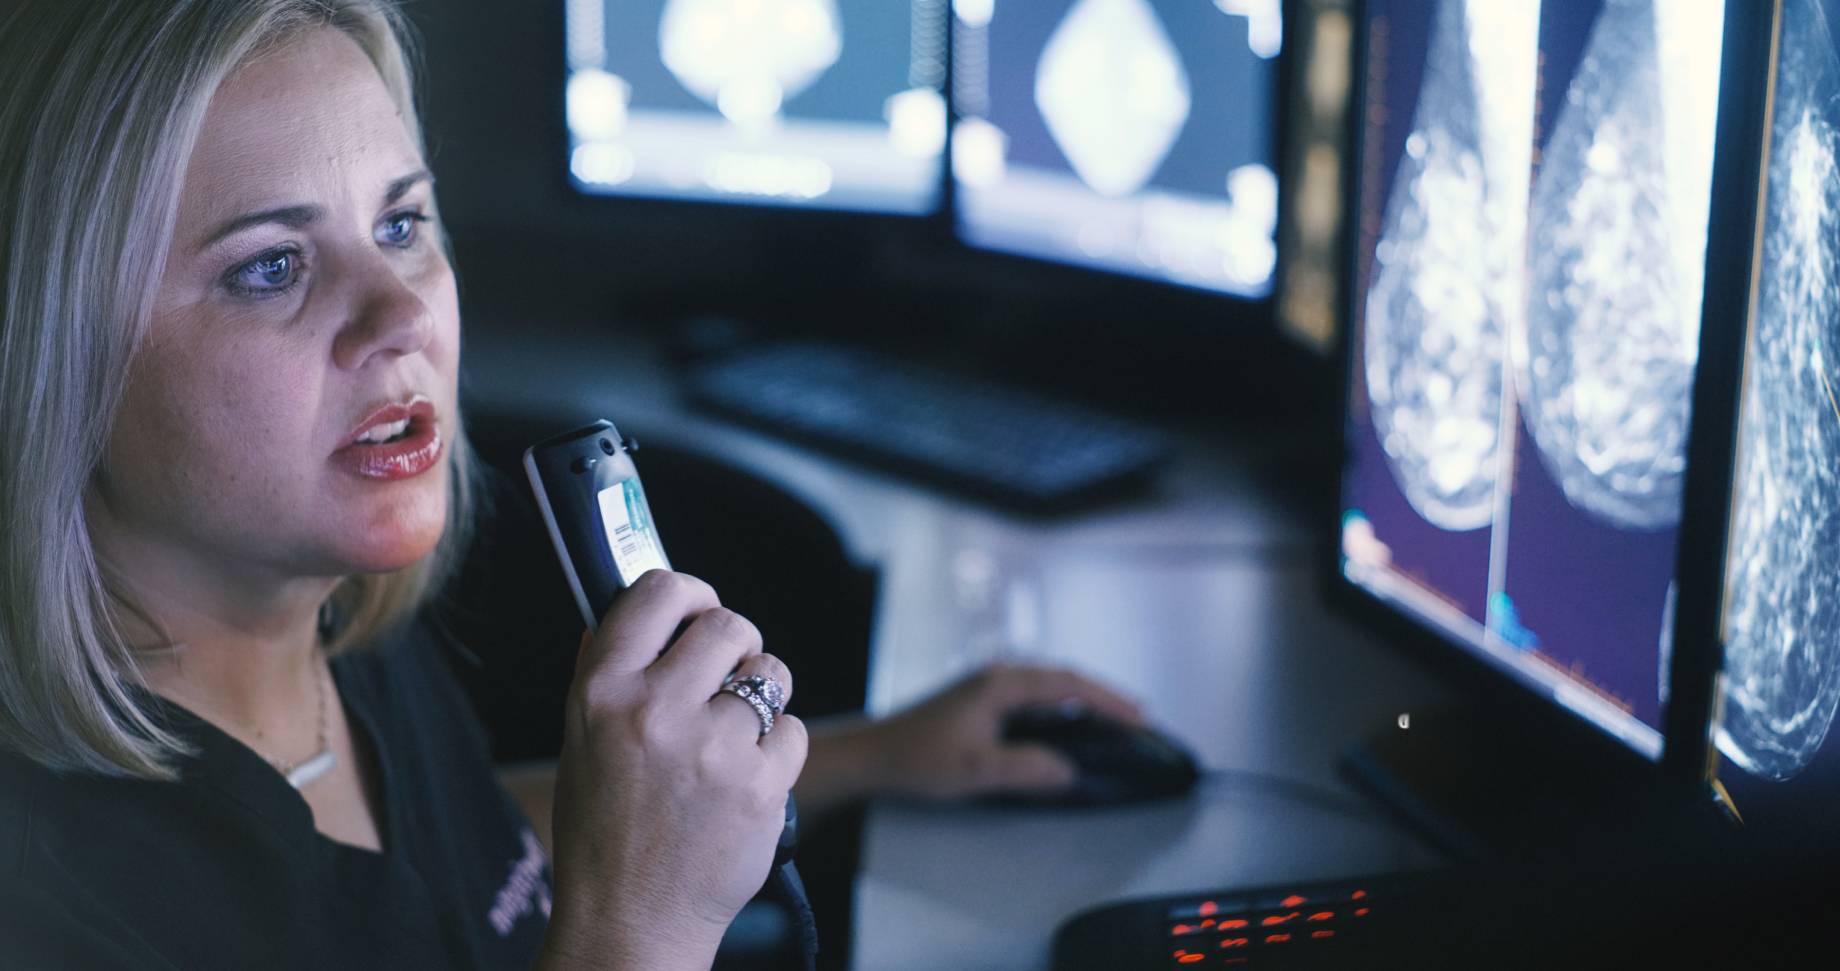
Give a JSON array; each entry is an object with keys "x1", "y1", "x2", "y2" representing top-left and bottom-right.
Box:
[{"x1": 330, "y1": 255, "x2": 437, "y2": 371}]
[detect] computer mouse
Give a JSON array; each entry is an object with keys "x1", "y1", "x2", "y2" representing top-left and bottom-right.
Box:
[{"x1": 994, "y1": 706, "x2": 1201, "y2": 807}]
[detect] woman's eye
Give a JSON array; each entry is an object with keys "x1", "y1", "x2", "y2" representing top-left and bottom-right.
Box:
[
  {"x1": 228, "y1": 249, "x2": 299, "y2": 296},
  {"x1": 378, "y1": 211, "x2": 429, "y2": 248}
]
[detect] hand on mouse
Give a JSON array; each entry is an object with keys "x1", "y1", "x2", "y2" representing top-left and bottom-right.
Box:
[{"x1": 795, "y1": 662, "x2": 1144, "y2": 816}]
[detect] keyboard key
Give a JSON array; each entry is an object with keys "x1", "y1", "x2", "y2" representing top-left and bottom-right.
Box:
[
  {"x1": 1252, "y1": 892, "x2": 1313, "y2": 910},
  {"x1": 1167, "y1": 898, "x2": 1247, "y2": 921}
]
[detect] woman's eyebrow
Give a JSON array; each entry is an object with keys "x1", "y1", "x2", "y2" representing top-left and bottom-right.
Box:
[
  {"x1": 191, "y1": 171, "x2": 433, "y2": 255},
  {"x1": 384, "y1": 169, "x2": 433, "y2": 205},
  {"x1": 194, "y1": 204, "x2": 323, "y2": 254}
]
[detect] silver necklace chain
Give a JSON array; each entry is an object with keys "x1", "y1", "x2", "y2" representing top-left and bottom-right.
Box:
[{"x1": 261, "y1": 653, "x2": 337, "y2": 789}]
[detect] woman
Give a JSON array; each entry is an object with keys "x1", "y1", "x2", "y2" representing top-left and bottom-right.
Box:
[{"x1": 0, "y1": 1, "x2": 1141, "y2": 968}]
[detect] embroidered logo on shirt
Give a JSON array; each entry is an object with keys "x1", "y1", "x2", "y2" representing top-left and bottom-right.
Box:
[{"x1": 488, "y1": 828, "x2": 553, "y2": 937}]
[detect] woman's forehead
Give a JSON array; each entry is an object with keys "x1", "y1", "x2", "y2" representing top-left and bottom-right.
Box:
[{"x1": 179, "y1": 27, "x2": 421, "y2": 225}]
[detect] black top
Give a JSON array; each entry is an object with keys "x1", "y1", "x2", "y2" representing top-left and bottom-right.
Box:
[{"x1": 0, "y1": 618, "x2": 553, "y2": 970}]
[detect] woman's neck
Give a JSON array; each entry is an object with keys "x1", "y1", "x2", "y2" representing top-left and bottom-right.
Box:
[{"x1": 90, "y1": 513, "x2": 341, "y2": 757}]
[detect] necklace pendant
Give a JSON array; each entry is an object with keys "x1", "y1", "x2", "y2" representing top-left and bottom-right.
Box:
[{"x1": 285, "y1": 749, "x2": 337, "y2": 789}]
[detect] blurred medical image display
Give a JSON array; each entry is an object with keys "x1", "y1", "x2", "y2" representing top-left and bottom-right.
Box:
[
  {"x1": 1277, "y1": 0, "x2": 1357, "y2": 352},
  {"x1": 563, "y1": 0, "x2": 945, "y2": 212},
  {"x1": 951, "y1": 0, "x2": 1281, "y2": 298},
  {"x1": 1338, "y1": 0, "x2": 1727, "y2": 758},
  {"x1": 1716, "y1": 0, "x2": 1840, "y2": 819}
]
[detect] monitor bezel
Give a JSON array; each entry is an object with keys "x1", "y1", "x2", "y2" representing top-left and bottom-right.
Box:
[{"x1": 1320, "y1": 0, "x2": 1773, "y2": 789}]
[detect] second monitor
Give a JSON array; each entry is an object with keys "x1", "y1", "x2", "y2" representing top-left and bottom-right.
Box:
[{"x1": 951, "y1": 0, "x2": 1283, "y2": 299}]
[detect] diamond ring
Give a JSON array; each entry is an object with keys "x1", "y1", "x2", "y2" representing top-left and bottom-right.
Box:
[{"x1": 720, "y1": 675, "x2": 786, "y2": 737}]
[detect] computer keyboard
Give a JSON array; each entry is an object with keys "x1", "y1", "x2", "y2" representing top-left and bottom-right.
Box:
[
  {"x1": 1048, "y1": 854, "x2": 1840, "y2": 970},
  {"x1": 683, "y1": 342, "x2": 1172, "y2": 510},
  {"x1": 1051, "y1": 875, "x2": 1401, "y2": 970}
]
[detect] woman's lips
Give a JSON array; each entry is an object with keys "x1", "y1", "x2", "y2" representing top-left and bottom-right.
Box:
[{"x1": 333, "y1": 398, "x2": 444, "y2": 480}]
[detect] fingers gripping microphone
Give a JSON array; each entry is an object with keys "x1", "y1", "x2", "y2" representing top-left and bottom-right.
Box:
[{"x1": 524, "y1": 420, "x2": 816, "y2": 969}]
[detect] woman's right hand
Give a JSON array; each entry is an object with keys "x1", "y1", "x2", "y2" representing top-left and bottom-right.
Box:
[{"x1": 537, "y1": 571, "x2": 806, "y2": 971}]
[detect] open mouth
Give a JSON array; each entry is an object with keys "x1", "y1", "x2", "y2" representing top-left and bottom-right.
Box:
[
  {"x1": 344, "y1": 396, "x2": 436, "y2": 447},
  {"x1": 335, "y1": 396, "x2": 444, "y2": 480},
  {"x1": 352, "y1": 415, "x2": 421, "y2": 446}
]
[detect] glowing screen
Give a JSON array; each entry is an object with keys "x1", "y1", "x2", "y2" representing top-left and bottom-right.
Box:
[
  {"x1": 1714, "y1": 0, "x2": 1840, "y2": 822},
  {"x1": 563, "y1": 0, "x2": 945, "y2": 213},
  {"x1": 952, "y1": 0, "x2": 1281, "y2": 298},
  {"x1": 1338, "y1": 0, "x2": 1728, "y2": 758}
]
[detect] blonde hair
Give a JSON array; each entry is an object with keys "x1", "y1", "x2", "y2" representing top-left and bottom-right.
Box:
[{"x1": 0, "y1": 0, "x2": 476, "y2": 781}]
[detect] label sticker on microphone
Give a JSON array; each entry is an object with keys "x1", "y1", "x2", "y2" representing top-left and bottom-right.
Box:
[{"x1": 597, "y1": 476, "x2": 669, "y2": 586}]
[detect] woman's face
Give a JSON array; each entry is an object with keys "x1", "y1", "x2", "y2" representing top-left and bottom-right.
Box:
[{"x1": 95, "y1": 28, "x2": 460, "y2": 584}]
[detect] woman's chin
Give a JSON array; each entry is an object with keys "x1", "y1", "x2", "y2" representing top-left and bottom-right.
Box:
[
  {"x1": 334, "y1": 501, "x2": 448, "y2": 574},
  {"x1": 342, "y1": 530, "x2": 445, "y2": 574}
]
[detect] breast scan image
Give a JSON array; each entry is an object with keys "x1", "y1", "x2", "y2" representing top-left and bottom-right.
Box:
[
  {"x1": 1363, "y1": 0, "x2": 1537, "y2": 531},
  {"x1": 1518, "y1": 0, "x2": 1723, "y2": 531},
  {"x1": 1721, "y1": 0, "x2": 1840, "y2": 782}
]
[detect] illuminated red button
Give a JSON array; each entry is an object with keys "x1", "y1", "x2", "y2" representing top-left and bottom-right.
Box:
[
  {"x1": 1219, "y1": 937, "x2": 1250, "y2": 950},
  {"x1": 1281, "y1": 894, "x2": 1308, "y2": 908},
  {"x1": 1351, "y1": 890, "x2": 1369, "y2": 901},
  {"x1": 1218, "y1": 918, "x2": 1250, "y2": 931},
  {"x1": 1261, "y1": 912, "x2": 1301, "y2": 927},
  {"x1": 1175, "y1": 954, "x2": 1204, "y2": 965},
  {"x1": 1312, "y1": 929, "x2": 1337, "y2": 940},
  {"x1": 1308, "y1": 911, "x2": 1336, "y2": 922},
  {"x1": 1168, "y1": 898, "x2": 1243, "y2": 920},
  {"x1": 1169, "y1": 923, "x2": 1199, "y2": 937},
  {"x1": 1266, "y1": 933, "x2": 1294, "y2": 944},
  {"x1": 1354, "y1": 907, "x2": 1371, "y2": 918}
]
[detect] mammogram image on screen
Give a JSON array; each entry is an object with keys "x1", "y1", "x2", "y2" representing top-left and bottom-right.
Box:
[
  {"x1": 952, "y1": 0, "x2": 1280, "y2": 297},
  {"x1": 1365, "y1": 0, "x2": 1721, "y2": 534},
  {"x1": 1363, "y1": 0, "x2": 1536, "y2": 531},
  {"x1": 564, "y1": 0, "x2": 945, "y2": 212},
  {"x1": 1721, "y1": 0, "x2": 1840, "y2": 782},
  {"x1": 1518, "y1": 0, "x2": 1723, "y2": 531}
]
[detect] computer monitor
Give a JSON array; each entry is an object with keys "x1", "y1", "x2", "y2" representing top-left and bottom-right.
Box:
[
  {"x1": 1704, "y1": 0, "x2": 1840, "y2": 829},
  {"x1": 561, "y1": 0, "x2": 946, "y2": 213},
  {"x1": 949, "y1": 0, "x2": 1282, "y2": 299},
  {"x1": 1336, "y1": 0, "x2": 1730, "y2": 761}
]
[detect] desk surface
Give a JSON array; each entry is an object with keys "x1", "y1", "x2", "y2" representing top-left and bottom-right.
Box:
[{"x1": 466, "y1": 325, "x2": 1451, "y2": 970}]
